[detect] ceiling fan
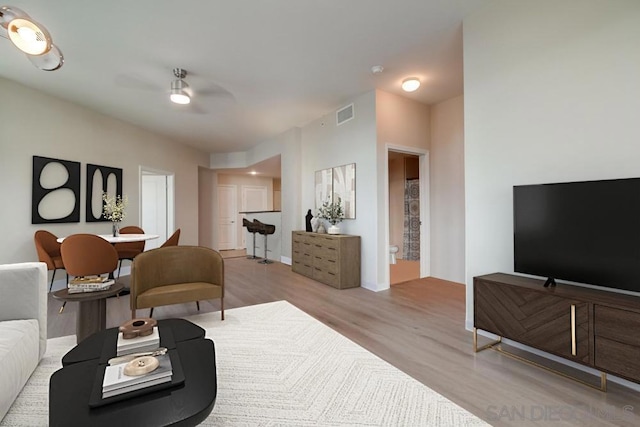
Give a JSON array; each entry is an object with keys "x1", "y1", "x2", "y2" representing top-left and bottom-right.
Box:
[{"x1": 115, "y1": 67, "x2": 234, "y2": 113}]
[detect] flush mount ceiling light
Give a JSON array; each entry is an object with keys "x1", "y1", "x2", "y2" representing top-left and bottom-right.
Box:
[
  {"x1": 0, "y1": 5, "x2": 63, "y2": 71},
  {"x1": 401, "y1": 77, "x2": 421, "y2": 92},
  {"x1": 170, "y1": 68, "x2": 191, "y2": 105}
]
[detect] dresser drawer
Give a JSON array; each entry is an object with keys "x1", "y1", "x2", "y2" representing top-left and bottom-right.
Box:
[
  {"x1": 315, "y1": 245, "x2": 338, "y2": 261},
  {"x1": 292, "y1": 260, "x2": 312, "y2": 277},
  {"x1": 594, "y1": 306, "x2": 640, "y2": 346},
  {"x1": 313, "y1": 256, "x2": 338, "y2": 274},
  {"x1": 313, "y1": 267, "x2": 339, "y2": 288},
  {"x1": 316, "y1": 235, "x2": 338, "y2": 249}
]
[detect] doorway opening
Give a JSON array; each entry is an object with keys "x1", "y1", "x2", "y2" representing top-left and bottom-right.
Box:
[
  {"x1": 385, "y1": 145, "x2": 430, "y2": 288},
  {"x1": 140, "y1": 167, "x2": 175, "y2": 250}
]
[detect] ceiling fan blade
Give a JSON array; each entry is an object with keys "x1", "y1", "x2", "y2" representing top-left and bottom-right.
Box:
[
  {"x1": 198, "y1": 83, "x2": 235, "y2": 99},
  {"x1": 114, "y1": 74, "x2": 162, "y2": 91}
]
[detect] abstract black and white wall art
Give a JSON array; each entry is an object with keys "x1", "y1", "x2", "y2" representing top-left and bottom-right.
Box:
[
  {"x1": 85, "y1": 163, "x2": 123, "y2": 222},
  {"x1": 314, "y1": 163, "x2": 356, "y2": 219},
  {"x1": 31, "y1": 156, "x2": 81, "y2": 224}
]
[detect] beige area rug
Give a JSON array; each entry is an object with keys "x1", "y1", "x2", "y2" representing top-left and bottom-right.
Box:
[{"x1": 2, "y1": 301, "x2": 488, "y2": 426}]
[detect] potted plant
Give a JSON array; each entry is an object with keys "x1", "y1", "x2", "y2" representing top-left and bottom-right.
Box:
[
  {"x1": 102, "y1": 192, "x2": 128, "y2": 236},
  {"x1": 317, "y1": 197, "x2": 345, "y2": 234}
]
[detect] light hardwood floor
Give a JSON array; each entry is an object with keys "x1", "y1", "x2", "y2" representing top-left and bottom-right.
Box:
[
  {"x1": 390, "y1": 259, "x2": 420, "y2": 285},
  {"x1": 47, "y1": 258, "x2": 640, "y2": 427}
]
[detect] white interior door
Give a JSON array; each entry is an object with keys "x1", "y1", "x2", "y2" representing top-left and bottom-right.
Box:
[
  {"x1": 218, "y1": 185, "x2": 237, "y2": 250},
  {"x1": 141, "y1": 169, "x2": 174, "y2": 250}
]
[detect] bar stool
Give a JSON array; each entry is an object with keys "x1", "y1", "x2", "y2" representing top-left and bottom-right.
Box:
[
  {"x1": 253, "y1": 219, "x2": 275, "y2": 264},
  {"x1": 242, "y1": 218, "x2": 260, "y2": 259}
]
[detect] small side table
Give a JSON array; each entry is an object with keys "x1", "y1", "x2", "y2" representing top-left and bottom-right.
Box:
[{"x1": 53, "y1": 283, "x2": 124, "y2": 343}]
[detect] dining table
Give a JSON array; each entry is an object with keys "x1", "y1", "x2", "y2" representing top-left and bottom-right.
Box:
[
  {"x1": 56, "y1": 234, "x2": 160, "y2": 244},
  {"x1": 56, "y1": 233, "x2": 160, "y2": 281}
]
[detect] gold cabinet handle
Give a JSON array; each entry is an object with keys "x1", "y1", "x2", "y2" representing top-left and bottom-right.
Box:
[{"x1": 571, "y1": 304, "x2": 577, "y2": 356}]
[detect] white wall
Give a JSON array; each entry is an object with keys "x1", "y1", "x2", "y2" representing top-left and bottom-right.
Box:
[
  {"x1": 301, "y1": 91, "x2": 378, "y2": 288},
  {"x1": 463, "y1": 0, "x2": 640, "y2": 327},
  {"x1": 430, "y1": 95, "x2": 465, "y2": 283},
  {"x1": 0, "y1": 77, "x2": 210, "y2": 265}
]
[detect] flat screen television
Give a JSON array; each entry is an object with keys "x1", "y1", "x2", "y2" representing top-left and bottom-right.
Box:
[{"x1": 513, "y1": 177, "x2": 640, "y2": 292}]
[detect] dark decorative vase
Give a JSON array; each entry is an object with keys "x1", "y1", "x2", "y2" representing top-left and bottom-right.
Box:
[
  {"x1": 112, "y1": 222, "x2": 120, "y2": 237},
  {"x1": 305, "y1": 209, "x2": 313, "y2": 232}
]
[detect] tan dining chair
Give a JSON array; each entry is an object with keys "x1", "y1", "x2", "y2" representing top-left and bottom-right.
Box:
[
  {"x1": 130, "y1": 245, "x2": 223, "y2": 320},
  {"x1": 114, "y1": 226, "x2": 145, "y2": 278},
  {"x1": 34, "y1": 230, "x2": 67, "y2": 292},
  {"x1": 160, "y1": 229, "x2": 181, "y2": 248}
]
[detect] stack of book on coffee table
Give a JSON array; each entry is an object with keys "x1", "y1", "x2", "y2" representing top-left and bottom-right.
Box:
[
  {"x1": 102, "y1": 354, "x2": 173, "y2": 398},
  {"x1": 67, "y1": 276, "x2": 114, "y2": 293},
  {"x1": 116, "y1": 327, "x2": 160, "y2": 356}
]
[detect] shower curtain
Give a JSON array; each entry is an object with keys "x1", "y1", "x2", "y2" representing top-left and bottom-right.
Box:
[{"x1": 403, "y1": 179, "x2": 420, "y2": 261}]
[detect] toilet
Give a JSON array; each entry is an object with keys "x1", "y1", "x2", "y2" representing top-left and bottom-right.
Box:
[{"x1": 389, "y1": 245, "x2": 399, "y2": 264}]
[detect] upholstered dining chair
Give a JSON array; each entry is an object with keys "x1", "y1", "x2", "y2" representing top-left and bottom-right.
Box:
[
  {"x1": 34, "y1": 230, "x2": 67, "y2": 292},
  {"x1": 60, "y1": 234, "x2": 119, "y2": 279},
  {"x1": 160, "y1": 229, "x2": 181, "y2": 248},
  {"x1": 130, "y1": 245, "x2": 224, "y2": 320},
  {"x1": 59, "y1": 234, "x2": 120, "y2": 313},
  {"x1": 114, "y1": 226, "x2": 145, "y2": 278}
]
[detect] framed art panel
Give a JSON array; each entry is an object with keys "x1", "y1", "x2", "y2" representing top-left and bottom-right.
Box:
[
  {"x1": 32, "y1": 156, "x2": 81, "y2": 224},
  {"x1": 86, "y1": 164, "x2": 123, "y2": 222},
  {"x1": 315, "y1": 168, "x2": 333, "y2": 210},
  {"x1": 332, "y1": 163, "x2": 356, "y2": 219}
]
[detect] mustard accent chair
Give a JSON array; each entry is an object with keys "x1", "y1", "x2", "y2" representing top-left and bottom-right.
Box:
[
  {"x1": 114, "y1": 226, "x2": 146, "y2": 278},
  {"x1": 34, "y1": 230, "x2": 66, "y2": 291},
  {"x1": 130, "y1": 246, "x2": 224, "y2": 320}
]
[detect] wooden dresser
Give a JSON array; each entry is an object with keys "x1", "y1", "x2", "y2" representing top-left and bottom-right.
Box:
[{"x1": 291, "y1": 231, "x2": 360, "y2": 289}]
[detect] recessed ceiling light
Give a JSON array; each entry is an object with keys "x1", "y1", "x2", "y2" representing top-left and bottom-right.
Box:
[
  {"x1": 371, "y1": 65, "x2": 384, "y2": 74},
  {"x1": 402, "y1": 77, "x2": 421, "y2": 92},
  {"x1": 250, "y1": 171, "x2": 257, "y2": 175}
]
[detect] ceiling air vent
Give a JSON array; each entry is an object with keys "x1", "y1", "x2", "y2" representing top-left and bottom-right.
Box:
[{"x1": 336, "y1": 103, "x2": 354, "y2": 126}]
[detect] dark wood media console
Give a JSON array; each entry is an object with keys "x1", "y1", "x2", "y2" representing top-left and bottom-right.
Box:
[{"x1": 474, "y1": 273, "x2": 640, "y2": 390}]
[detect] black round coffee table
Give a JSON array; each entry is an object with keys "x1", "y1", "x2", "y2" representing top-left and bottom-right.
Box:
[{"x1": 49, "y1": 319, "x2": 217, "y2": 427}]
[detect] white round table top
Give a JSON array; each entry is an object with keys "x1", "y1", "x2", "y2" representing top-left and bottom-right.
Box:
[{"x1": 57, "y1": 234, "x2": 160, "y2": 243}]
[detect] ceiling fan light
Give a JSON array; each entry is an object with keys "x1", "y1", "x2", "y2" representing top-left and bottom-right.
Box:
[
  {"x1": 401, "y1": 77, "x2": 421, "y2": 92},
  {"x1": 170, "y1": 91, "x2": 191, "y2": 105},
  {"x1": 7, "y1": 17, "x2": 52, "y2": 55},
  {"x1": 170, "y1": 78, "x2": 191, "y2": 104}
]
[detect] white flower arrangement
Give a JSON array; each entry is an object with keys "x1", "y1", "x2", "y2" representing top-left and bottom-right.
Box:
[
  {"x1": 317, "y1": 197, "x2": 345, "y2": 225},
  {"x1": 102, "y1": 192, "x2": 128, "y2": 222}
]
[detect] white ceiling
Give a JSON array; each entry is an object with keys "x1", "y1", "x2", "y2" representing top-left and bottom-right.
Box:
[{"x1": 0, "y1": 1, "x2": 487, "y2": 154}]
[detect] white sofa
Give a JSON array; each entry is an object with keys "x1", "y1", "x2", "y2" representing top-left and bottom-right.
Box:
[{"x1": 0, "y1": 262, "x2": 47, "y2": 422}]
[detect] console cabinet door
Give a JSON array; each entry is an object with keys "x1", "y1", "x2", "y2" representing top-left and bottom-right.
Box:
[{"x1": 475, "y1": 279, "x2": 590, "y2": 363}]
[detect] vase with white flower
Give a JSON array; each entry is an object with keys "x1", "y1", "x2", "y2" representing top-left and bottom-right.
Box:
[
  {"x1": 102, "y1": 192, "x2": 128, "y2": 237},
  {"x1": 317, "y1": 197, "x2": 345, "y2": 235}
]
